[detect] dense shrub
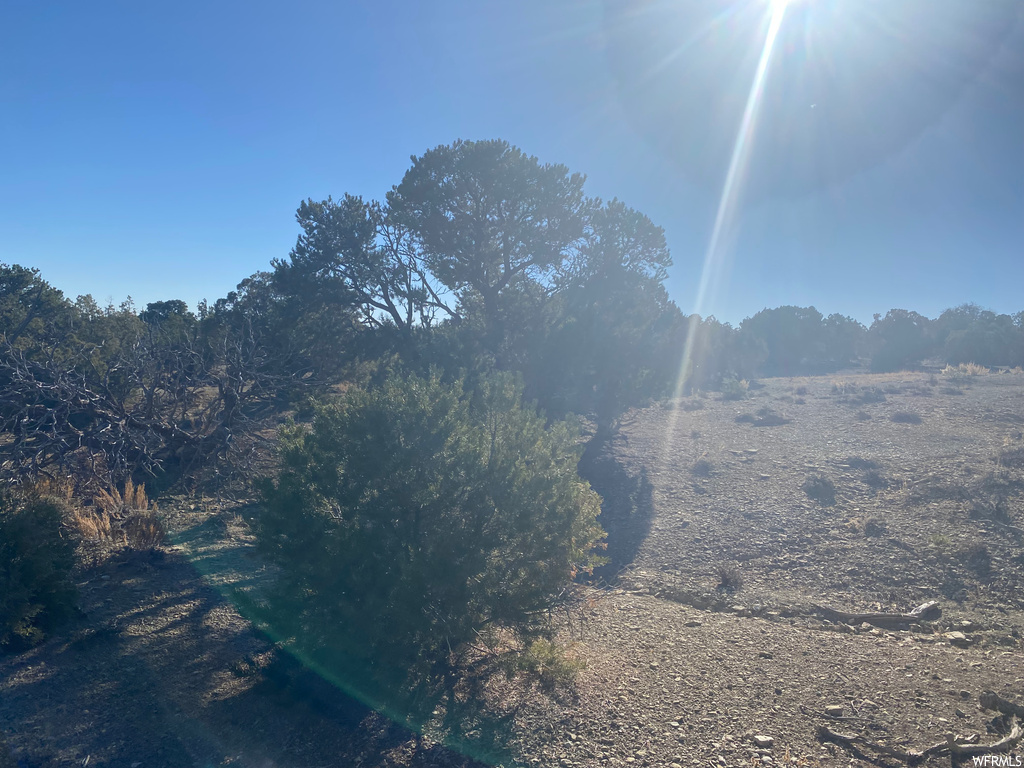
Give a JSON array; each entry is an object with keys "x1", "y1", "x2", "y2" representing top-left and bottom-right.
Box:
[
  {"x1": 0, "y1": 496, "x2": 78, "y2": 651},
  {"x1": 257, "y1": 370, "x2": 605, "y2": 686}
]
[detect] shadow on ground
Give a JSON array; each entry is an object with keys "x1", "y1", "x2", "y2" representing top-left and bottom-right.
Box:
[
  {"x1": 579, "y1": 432, "x2": 655, "y2": 582},
  {"x1": 0, "y1": 512, "x2": 505, "y2": 768}
]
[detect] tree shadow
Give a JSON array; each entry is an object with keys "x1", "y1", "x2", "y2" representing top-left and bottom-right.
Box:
[
  {"x1": 0, "y1": 526, "x2": 505, "y2": 767},
  {"x1": 578, "y1": 431, "x2": 655, "y2": 581}
]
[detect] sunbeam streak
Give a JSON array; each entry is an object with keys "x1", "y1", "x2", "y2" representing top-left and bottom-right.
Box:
[{"x1": 665, "y1": 1, "x2": 790, "y2": 449}]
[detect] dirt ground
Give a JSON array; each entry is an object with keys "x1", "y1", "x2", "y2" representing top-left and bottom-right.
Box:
[{"x1": 2, "y1": 369, "x2": 1023, "y2": 767}]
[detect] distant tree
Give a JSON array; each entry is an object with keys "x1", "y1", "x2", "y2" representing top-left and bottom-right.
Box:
[
  {"x1": 674, "y1": 315, "x2": 758, "y2": 392},
  {"x1": 737, "y1": 306, "x2": 865, "y2": 376},
  {"x1": 739, "y1": 306, "x2": 827, "y2": 376},
  {"x1": 822, "y1": 313, "x2": 867, "y2": 369},
  {"x1": 936, "y1": 304, "x2": 1023, "y2": 367},
  {"x1": 869, "y1": 309, "x2": 934, "y2": 372},
  {"x1": 139, "y1": 299, "x2": 193, "y2": 327}
]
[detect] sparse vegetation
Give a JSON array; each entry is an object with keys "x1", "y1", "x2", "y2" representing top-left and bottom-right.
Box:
[
  {"x1": 502, "y1": 638, "x2": 586, "y2": 693},
  {"x1": 997, "y1": 443, "x2": 1024, "y2": 469},
  {"x1": 691, "y1": 456, "x2": 714, "y2": 477},
  {"x1": 802, "y1": 473, "x2": 837, "y2": 506},
  {"x1": 736, "y1": 405, "x2": 792, "y2": 427},
  {"x1": 714, "y1": 562, "x2": 743, "y2": 593},
  {"x1": 891, "y1": 411, "x2": 923, "y2": 424},
  {"x1": 943, "y1": 362, "x2": 989, "y2": 380},
  {"x1": 964, "y1": 543, "x2": 993, "y2": 579},
  {"x1": 862, "y1": 468, "x2": 889, "y2": 492},
  {"x1": 853, "y1": 387, "x2": 887, "y2": 405},
  {"x1": 71, "y1": 480, "x2": 166, "y2": 549},
  {"x1": 720, "y1": 377, "x2": 749, "y2": 401},
  {"x1": 3, "y1": 135, "x2": 1024, "y2": 766}
]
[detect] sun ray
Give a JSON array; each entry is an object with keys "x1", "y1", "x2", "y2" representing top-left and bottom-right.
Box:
[{"x1": 664, "y1": 0, "x2": 790, "y2": 450}]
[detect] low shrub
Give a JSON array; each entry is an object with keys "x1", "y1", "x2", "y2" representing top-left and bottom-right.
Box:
[
  {"x1": 853, "y1": 387, "x2": 887, "y2": 405},
  {"x1": 803, "y1": 474, "x2": 837, "y2": 506},
  {"x1": 943, "y1": 362, "x2": 988, "y2": 380},
  {"x1": 70, "y1": 480, "x2": 165, "y2": 550},
  {"x1": 736, "y1": 406, "x2": 792, "y2": 427},
  {"x1": 691, "y1": 457, "x2": 713, "y2": 478},
  {"x1": 862, "y1": 469, "x2": 889, "y2": 492},
  {"x1": 891, "y1": 411, "x2": 923, "y2": 425},
  {"x1": 720, "y1": 377, "x2": 749, "y2": 401},
  {"x1": 1, "y1": 495, "x2": 78, "y2": 651},
  {"x1": 502, "y1": 638, "x2": 586, "y2": 693},
  {"x1": 715, "y1": 562, "x2": 743, "y2": 593}
]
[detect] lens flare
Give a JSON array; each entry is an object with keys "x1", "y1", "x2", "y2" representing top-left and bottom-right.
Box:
[{"x1": 664, "y1": 1, "x2": 790, "y2": 449}]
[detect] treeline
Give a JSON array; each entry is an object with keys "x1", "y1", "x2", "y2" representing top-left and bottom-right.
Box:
[
  {"x1": 691, "y1": 303, "x2": 1024, "y2": 382},
  {"x1": 3, "y1": 139, "x2": 1023, "y2": 487}
]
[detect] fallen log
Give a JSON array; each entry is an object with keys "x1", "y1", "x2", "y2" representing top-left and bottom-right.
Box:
[
  {"x1": 816, "y1": 725, "x2": 950, "y2": 765},
  {"x1": 817, "y1": 692, "x2": 1024, "y2": 764},
  {"x1": 947, "y1": 722, "x2": 1023, "y2": 756},
  {"x1": 812, "y1": 601, "x2": 941, "y2": 630}
]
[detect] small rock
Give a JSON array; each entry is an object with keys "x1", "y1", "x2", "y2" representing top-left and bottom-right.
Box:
[
  {"x1": 945, "y1": 631, "x2": 971, "y2": 647},
  {"x1": 758, "y1": 651, "x2": 774, "y2": 659},
  {"x1": 825, "y1": 705, "x2": 844, "y2": 718},
  {"x1": 752, "y1": 735, "x2": 775, "y2": 748},
  {"x1": 684, "y1": 620, "x2": 702, "y2": 628}
]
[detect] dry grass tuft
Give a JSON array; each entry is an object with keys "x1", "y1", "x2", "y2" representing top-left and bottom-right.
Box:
[
  {"x1": 943, "y1": 362, "x2": 988, "y2": 380},
  {"x1": 71, "y1": 479, "x2": 166, "y2": 549}
]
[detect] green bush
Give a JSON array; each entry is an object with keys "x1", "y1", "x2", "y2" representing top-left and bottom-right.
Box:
[
  {"x1": 1, "y1": 496, "x2": 78, "y2": 651},
  {"x1": 257, "y1": 370, "x2": 605, "y2": 686},
  {"x1": 720, "y1": 376, "x2": 749, "y2": 400}
]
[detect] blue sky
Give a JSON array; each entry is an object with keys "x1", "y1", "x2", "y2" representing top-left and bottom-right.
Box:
[{"x1": 2, "y1": 0, "x2": 1022, "y2": 325}]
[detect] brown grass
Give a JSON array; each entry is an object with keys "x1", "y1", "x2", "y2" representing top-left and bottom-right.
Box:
[
  {"x1": 943, "y1": 362, "x2": 989, "y2": 379},
  {"x1": 69, "y1": 479, "x2": 166, "y2": 549}
]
